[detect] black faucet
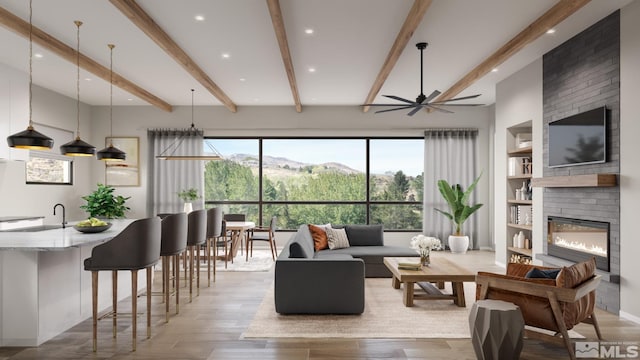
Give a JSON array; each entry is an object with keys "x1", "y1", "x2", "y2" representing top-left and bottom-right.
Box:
[{"x1": 53, "y1": 203, "x2": 67, "y2": 228}]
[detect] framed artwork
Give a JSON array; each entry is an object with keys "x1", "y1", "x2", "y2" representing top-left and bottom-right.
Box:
[{"x1": 105, "y1": 137, "x2": 140, "y2": 186}]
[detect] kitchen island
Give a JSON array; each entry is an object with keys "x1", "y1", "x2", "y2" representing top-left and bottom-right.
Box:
[{"x1": 0, "y1": 219, "x2": 145, "y2": 346}]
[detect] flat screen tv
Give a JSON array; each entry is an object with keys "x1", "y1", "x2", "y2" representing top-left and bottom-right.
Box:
[{"x1": 548, "y1": 106, "x2": 607, "y2": 168}]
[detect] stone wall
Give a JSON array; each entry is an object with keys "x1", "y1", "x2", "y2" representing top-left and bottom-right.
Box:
[{"x1": 542, "y1": 11, "x2": 620, "y2": 313}]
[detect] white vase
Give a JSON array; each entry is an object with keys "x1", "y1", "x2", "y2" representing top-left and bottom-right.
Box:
[
  {"x1": 448, "y1": 235, "x2": 469, "y2": 254},
  {"x1": 183, "y1": 202, "x2": 193, "y2": 213}
]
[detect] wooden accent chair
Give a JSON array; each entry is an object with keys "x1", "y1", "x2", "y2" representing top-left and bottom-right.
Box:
[
  {"x1": 475, "y1": 257, "x2": 602, "y2": 360},
  {"x1": 247, "y1": 216, "x2": 278, "y2": 261}
]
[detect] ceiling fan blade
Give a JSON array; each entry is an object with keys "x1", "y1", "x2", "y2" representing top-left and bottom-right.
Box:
[
  {"x1": 407, "y1": 105, "x2": 425, "y2": 116},
  {"x1": 425, "y1": 90, "x2": 441, "y2": 103},
  {"x1": 382, "y1": 95, "x2": 417, "y2": 105},
  {"x1": 431, "y1": 103, "x2": 484, "y2": 107},
  {"x1": 363, "y1": 103, "x2": 418, "y2": 107},
  {"x1": 430, "y1": 94, "x2": 481, "y2": 103},
  {"x1": 426, "y1": 104, "x2": 454, "y2": 114},
  {"x1": 374, "y1": 106, "x2": 415, "y2": 114}
]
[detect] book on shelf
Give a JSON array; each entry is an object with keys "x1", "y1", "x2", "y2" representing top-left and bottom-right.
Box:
[
  {"x1": 398, "y1": 262, "x2": 421, "y2": 270},
  {"x1": 510, "y1": 205, "x2": 533, "y2": 225},
  {"x1": 508, "y1": 157, "x2": 532, "y2": 176}
]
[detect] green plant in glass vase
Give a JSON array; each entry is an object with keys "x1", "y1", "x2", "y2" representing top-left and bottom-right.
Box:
[
  {"x1": 80, "y1": 183, "x2": 130, "y2": 219},
  {"x1": 177, "y1": 188, "x2": 200, "y2": 202}
]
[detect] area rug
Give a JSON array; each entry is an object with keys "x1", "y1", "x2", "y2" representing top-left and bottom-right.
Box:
[
  {"x1": 243, "y1": 279, "x2": 475, "y2": 339},
  {"x1": 215, "y1": 249, "x2": 275, "y2": 272}
]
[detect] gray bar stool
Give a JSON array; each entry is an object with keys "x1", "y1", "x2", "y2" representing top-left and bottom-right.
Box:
[
  {"x1": 206, "y1": 207, "x2": 224, "y2": 285},
  {"x1": 160, "y1": 213, "x2": 187, "y2": 322},
  {"x1": 83, "y1": 217, "x2": 161, "y2": 352},
  {"x1": 186, "y1": 209, "x2": 207, "y2": 301}
]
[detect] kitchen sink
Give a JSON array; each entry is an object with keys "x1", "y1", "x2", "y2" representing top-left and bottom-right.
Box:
[{"x1": 0, "y1": 225, "x2": 64, "y2": 232}]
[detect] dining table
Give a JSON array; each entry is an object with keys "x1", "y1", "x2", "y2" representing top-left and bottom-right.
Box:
[{"x1": 223, "y1": 221, "x2": 255, "y2": 260}]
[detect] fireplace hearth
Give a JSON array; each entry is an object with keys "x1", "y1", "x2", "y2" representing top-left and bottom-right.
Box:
[{"x1": 547, "y1": 216, "x2": 609, "y2": 271}]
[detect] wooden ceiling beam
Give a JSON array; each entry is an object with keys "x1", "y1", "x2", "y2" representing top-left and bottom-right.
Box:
[
  {"x1": 0, "y1": 5, "x2": 172, "y2": 112},
  {"x1": 362, "y1": 0, "x2": 432, "y2": 113},
  {"x1": 109, "y1": 0, "x2": 237, "y2": 113},
  {"x1": 434, "y1": 0, "x2": 591, "y2": 103},
  {"x1": 266, "y1": 0, "x2": 302, "y2": 113}
]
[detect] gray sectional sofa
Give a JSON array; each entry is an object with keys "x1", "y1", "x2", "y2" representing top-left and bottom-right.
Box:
[{"x1": 274, "y1": 224, "x2": 419, "y2": 314}]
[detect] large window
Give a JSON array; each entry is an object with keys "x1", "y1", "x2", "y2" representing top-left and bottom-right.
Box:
[
  {"x1": 204, "y1": 137, "x2": 423, "y2": 231},
  {"x1": 25, "y1": 124, "x2": 73, "y2": 185}
]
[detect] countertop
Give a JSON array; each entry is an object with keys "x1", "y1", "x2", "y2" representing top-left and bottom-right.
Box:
[
  {"x1": 0, "y1": 216, "x2": 45, "y2": 222},
  {"x1": 0, "y1": 219, "x2": 135, "y2": 251}
]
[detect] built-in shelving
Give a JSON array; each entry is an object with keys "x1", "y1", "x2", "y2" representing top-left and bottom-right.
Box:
[
  {"x1": 507, "y1": 223, "x2": 532, "y2": 231},
  {"x1": 507, "y1": 146, "x2": 532, "y2": 156},
  {"x1": 532, "y1": 173, "x2": 617, "y2": 188},
  {"x1": 508, "y1": 246, "x2": 532, "y2": 257},
  {"x1": 506, "y1": 123, "x2": 533, "y2": 265}
]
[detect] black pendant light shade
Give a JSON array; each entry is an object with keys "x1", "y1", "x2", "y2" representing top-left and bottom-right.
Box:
[
  {"x1": 60, "y1": 137, "x2": 96, "y2": 156},
  {"x1": 7, "y1": 126, "x2": 54, "y2": 150},
  {"x1": 6, "y1": 0, "x2": 54, "y2": 151},
  {"x1": 97, "y1": 144, "x2": 125, "y2": 160},
  {"x1": 62, "y1": 20, "x2": 96, "y2": 157},
  {"x1": 97, "y1": 44, "x2": 126, "y2": 161}
]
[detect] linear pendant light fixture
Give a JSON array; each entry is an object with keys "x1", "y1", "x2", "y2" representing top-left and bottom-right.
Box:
[
  {"x1": 97, "y1": 44, "x2": 126, "y2": 161},
  {"x1": 6, "y1": 0, "x2": 54, "y2": 150},
  {"x1": 156, "y1": 89, "x2": 222, "y2": 161},
  {"x1": 60, "y1": 20, "x2": 95, "y2": 157}
]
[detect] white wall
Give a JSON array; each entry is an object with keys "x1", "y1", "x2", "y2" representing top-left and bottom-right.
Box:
[
  {"x1": 0, "y1": 85, "x2": 93, "y2": 224},
  {"x1": 619, "y1": 0, "x2": 640, "y2": 323},
  {"x1": 89, "y1": 103, "x2": 494, "y2": 248},
  {"x1": 494, "y1": 59, "x2": 543, "y2": 267}
]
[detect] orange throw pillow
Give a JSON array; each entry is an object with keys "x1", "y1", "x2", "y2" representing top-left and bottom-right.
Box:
[{"x1": 308, "y1": 224, "x2": 329, "y2": 251}]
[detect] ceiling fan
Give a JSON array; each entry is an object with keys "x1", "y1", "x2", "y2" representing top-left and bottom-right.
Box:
[{"x1": 364, "y1": 42, "x2": 483, "y2": 116}]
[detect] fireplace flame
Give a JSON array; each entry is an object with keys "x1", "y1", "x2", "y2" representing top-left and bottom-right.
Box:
[{"x1": 554, "y1": 236, "x2": 607, "y2": 256}]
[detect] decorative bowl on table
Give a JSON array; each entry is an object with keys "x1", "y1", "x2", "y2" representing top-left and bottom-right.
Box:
[
  {"x1": 73, "y1": 221, "x2": 112, "y2": 233},
  {"x1": 74, "y1": 223, "x2": 112, "y2": 233}
]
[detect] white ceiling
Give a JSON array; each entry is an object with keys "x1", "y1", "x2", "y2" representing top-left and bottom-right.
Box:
[{"x1": 0, "y1": 0, "x2": 633, "y2": 110}]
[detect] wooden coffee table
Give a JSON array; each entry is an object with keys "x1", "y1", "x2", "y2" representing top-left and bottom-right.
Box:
[{"x1": 383, "y1": 256, "x2": 476, "y2": 307}]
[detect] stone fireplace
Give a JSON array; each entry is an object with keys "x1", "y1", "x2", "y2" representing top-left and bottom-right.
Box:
[{"x1": 547, "y1": 216, "x2": 609, "y2": 271}]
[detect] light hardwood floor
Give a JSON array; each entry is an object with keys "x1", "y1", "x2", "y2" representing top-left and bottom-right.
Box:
[{"x1": 1, "y1": 250, "x2": 638, "y2": 359}]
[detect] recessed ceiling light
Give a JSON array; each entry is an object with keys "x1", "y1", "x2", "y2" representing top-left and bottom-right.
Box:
[
  {"x1": 127, "y1": 98, "x2": 133, "y2": 101},
  {"x1": 546, "y1": 28, "x2": 556, "y2": 34},
  {"x1": 308, "y1": 67, "x2": 316, "y2": 73},
  {"x1": 34, "y1": 53, "x2": 43, "y2": 58},
  {"x1": 304, "y1": 28, "x2": 314, "y2": 35},
  {"x1": 239, "y1": 78, "x2": 246, "y2": 82},
  {"x1": 84, "y1": 78, "x2": 92, "y2": 81},
  {"x1": 491, "y1": 68, "x2": 498, "y2": 73},
  {"x1": 221, "y1": 53, "x2": 230, "y2": 59},
  {"x1": 194, "y1": 15, "x2": 205, "y2": 21}
]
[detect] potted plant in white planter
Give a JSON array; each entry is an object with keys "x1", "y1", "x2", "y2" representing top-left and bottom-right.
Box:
[
  {"x1": 177, "y1": 188, "x2": 200, "y2": 213},
  {"x1": 80, "y1": 183, "x2": 130, "y2": 219},
  {"x1": 434, "y1": 173, "x2": 483, "y2": 253}
]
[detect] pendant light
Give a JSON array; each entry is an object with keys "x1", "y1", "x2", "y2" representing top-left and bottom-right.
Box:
[
  {"x1": 6, "y1": 0, "x2": 54, "y2": 150},
  {"x1": 60, "y1": 21, "x2": 96, "y2": 157},
  {"x1": 97, "y1": 44, "x2": 126, "y2": 161},
  {"x1": 156, "y1": 89, "x2": 222, "y2": 160}
]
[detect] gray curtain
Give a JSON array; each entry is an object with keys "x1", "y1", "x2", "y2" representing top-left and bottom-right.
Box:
[
  {"x1": 423, "y1": 128, "x2": 479, "y2": 249},
  {"x1": 147, "y1": 128, "x2": 205, "y2": 215}
]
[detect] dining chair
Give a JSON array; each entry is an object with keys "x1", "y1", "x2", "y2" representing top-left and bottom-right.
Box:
[
  {"x1": 186, "y1": 209, "x2": 207, "y2": 302},
  {"x1": 223, "y1": 213, "x2": 247, "y2": 254},
  {"x1": 83, "y1": 217, "x2": 161, "y2": 352},
  {"x1": 159, "y1": 213, "x2": 187, "y2": 322},
  {"x1": 247, "y1": 216, "x2": 278, "y2": 261}
]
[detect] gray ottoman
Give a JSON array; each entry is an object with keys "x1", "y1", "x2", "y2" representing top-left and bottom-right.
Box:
[{"x1": 469, "y1": 299, "x2": 524, "y2": 360}]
